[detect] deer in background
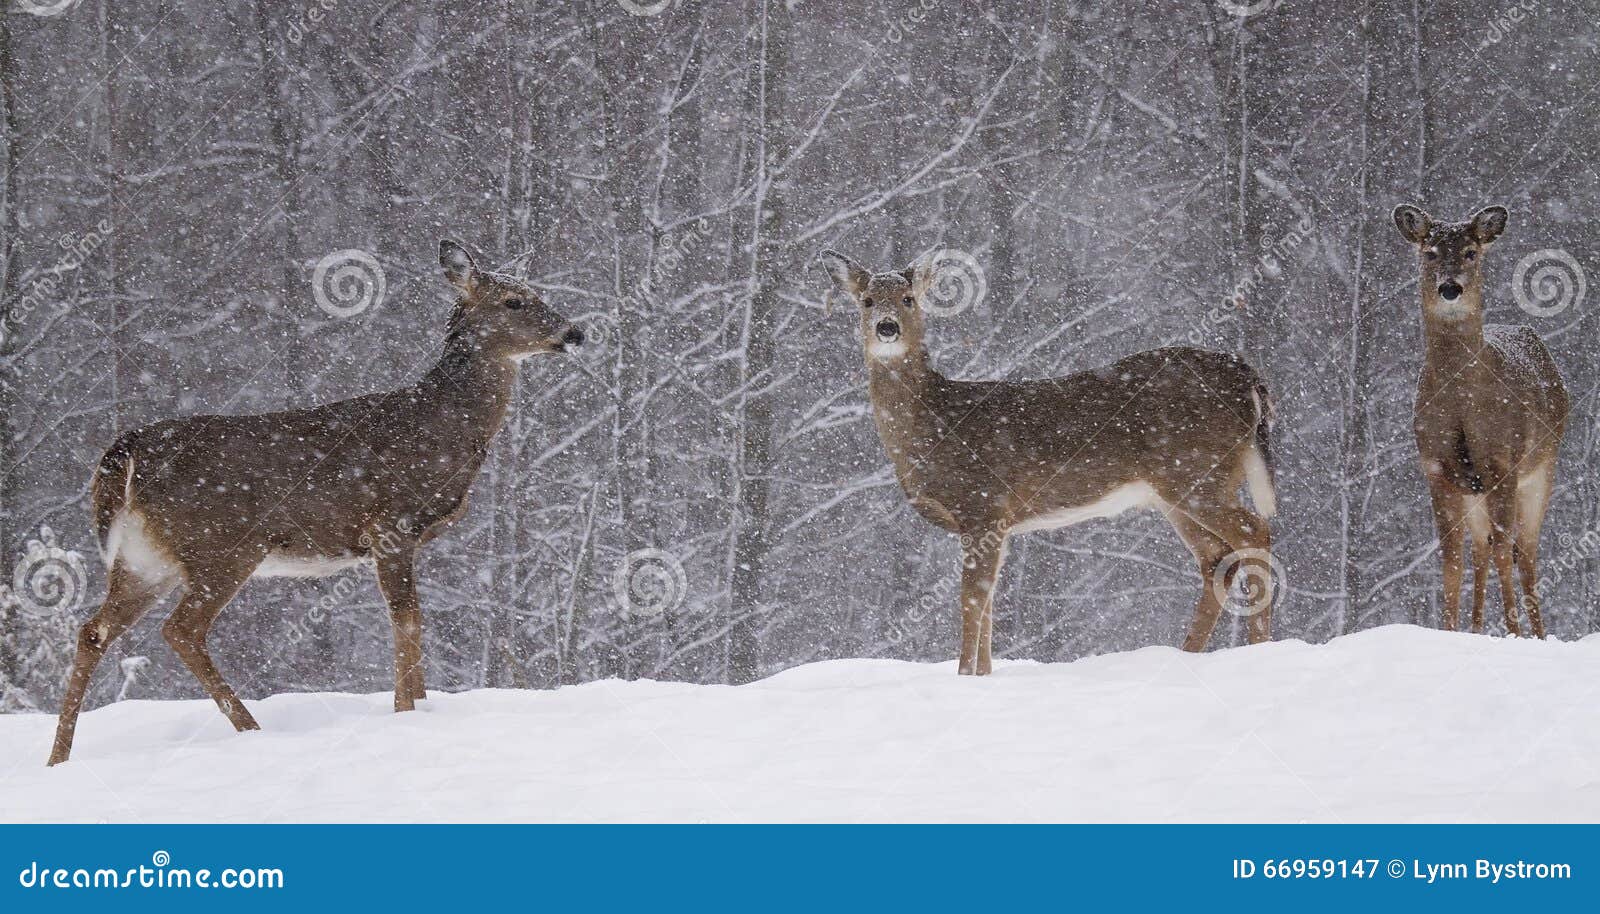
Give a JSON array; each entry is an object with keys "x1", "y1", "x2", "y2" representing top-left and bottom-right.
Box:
[
  {"x1": 48, "y1": 240, "x2": 585, "y2": 765},
  {"x1": 819, "y1": 250, "x2": 1278, "y2": 675},
  {"x1": 1392, "y1": 205, "x2": 1568, "y2": 638}
]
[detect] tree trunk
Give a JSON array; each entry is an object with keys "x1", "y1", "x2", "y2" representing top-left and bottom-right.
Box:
[
  {"x1": 727, "y1": 0, "x2": 792, "y2": 685},
  {"x1": 0, "y1": 9, "x2": 21, "y2": 694}
]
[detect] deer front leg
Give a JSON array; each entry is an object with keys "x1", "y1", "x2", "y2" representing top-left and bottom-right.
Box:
[
  {"x1": 1424, "y1": 473, "x2": 1466, "y2": 632},
  {"x1": 1469, "y1": 524, "x2": 1489, "y2": 634},
  {"x1": 1484, "y1": 476, "x2": 1523, "y2": 637},
  {"x1": 374, "y1": 548, "x2": 426, "y2": 710},
  {"x1": 958, "y1": 531, "x2": 1004, "y2": 676}
]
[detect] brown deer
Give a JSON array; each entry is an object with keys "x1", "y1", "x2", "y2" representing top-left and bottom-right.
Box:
[
  {"x1": 819, "y1": 250, "x2": 1278, "y2": 675},
  {"x1": 47, "y1": 240, "x2": 584, "y2": 765},
  {"x1": 1392, "y1": 204, "x2": 1568, "y2": 638}
]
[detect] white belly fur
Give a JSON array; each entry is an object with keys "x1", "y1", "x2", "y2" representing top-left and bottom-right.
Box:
[
  {"x1": 106, "y1": 508, "x2": 368, "y2": 582},
  {"x1": 1009, "y1": 481, "x2": 1163, "y2": 534}
]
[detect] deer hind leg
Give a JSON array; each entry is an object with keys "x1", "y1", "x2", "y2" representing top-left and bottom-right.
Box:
[
  {"x1": 958, "y1": 530, "x2": 1005, "y2": 676},
  {"x1": 1168, "y1": 514, "x2": 1231, "y2": 653},
  {"x1": 1175, "y1": 502, "x2": 1275, "y2": 647},
  {"x1": 374, "y1": 547, "x2": 426, "y2": 708},
  {"x1": 1514, "y1": 462, "x2": 1555, "y2": 639},
  {"x1": 48, "y1": 565, "x2": 173, "y2": 766},
  {"x1": 162, "y1": 564, "x2": 261, "y2": 732}
]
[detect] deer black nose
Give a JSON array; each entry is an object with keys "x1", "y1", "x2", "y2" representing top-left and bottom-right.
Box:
[
  {"x1": 561, "y1": 325, "x2": 585, "y2": 348},
  {"x1": 1438, "y1": 281, "x2": 1463, "y2": 301},
  {"x1": 875, "y1": 317, "x2": 901, "y2": 341}
]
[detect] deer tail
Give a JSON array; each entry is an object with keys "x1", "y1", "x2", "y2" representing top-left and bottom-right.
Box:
[
  {"x1": 1245, "y1": 381, "x2": 1277, "y2": 518},
  {"x1": 90, "y1": 432, "x2": 138, "y2": 562}
]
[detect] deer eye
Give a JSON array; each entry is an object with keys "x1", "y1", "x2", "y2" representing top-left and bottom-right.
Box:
[
  {"x1": 1465, "y1": 250, "x2": 1477, "y2": 260},
  {"x1": 504, "y1": 298, "x2": 525, "y2": 310},
  {"x1": 902, "y1": 295, "x2": 914, "y2": 306},
  {"x1": 863, "y1": 297, "x2": 874, "y2": 308}
]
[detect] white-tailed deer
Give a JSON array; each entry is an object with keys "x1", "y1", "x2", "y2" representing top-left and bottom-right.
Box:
[
  {"x1": 48, "y1": 240, "x2": 584, "y2": 765},
  {"x1": 819, "y1": 250, "x2": 1278, "y2": 675},
  {"x1": 1392, "y1": 205, "x2": 1568, "y2": 638}
]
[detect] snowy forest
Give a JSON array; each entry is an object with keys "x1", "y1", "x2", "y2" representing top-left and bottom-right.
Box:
[{"x1": 1, "y1": 0, "x2": 1598, "y2": 715}]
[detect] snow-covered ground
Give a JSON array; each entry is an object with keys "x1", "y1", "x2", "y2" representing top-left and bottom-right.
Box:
[{"x1": 3, "y1": 625, "x2": 1598, "y2": 823}]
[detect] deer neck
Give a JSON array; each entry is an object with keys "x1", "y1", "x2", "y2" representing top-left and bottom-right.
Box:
[
  {"x1": 865, "y1": 347, "x2": 941, "y2": 475},
  {"x1": 1418, "y1": 287, "x2": 1490, "y2": 377},
  {"x1": 417, "y1": 332, "x2": 521, "y2": 449}
]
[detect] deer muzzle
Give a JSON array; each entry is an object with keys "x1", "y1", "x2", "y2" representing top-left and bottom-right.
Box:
[
  {"x1": 1437, "y1": 281, "x2": 1464, "y2": 301},
  {"x1": 554, "y1": 324, "x2": 585, "y2": 351}
]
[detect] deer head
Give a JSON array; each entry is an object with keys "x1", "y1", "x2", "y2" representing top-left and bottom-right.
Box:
[
  {"x1": 1392, "y1": 204, "x2": 1508, "y2": 319},
  {"x1": 439, "y1": 239, "x2": 584, "y2": 361},
  {"x1": 819, "y1": 249, "x2": 934, "y2": 363}
]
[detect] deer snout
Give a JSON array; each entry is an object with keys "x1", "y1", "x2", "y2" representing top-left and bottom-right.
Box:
[
  {"x1": 874, "y1": 316, "x2": 901, "y2": 342},
  {"x1": 548, "y1": 324, "x2": 584, "y2": 352},
  {"x1": 1437, "y1": 280, "x2": 1464, "y2": 301}
]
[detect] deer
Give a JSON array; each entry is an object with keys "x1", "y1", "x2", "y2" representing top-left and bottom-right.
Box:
[
  {"x1": 818, "y1": 250, "x2": 1278, "y2": 675},
  {"x1": 47, "y1": 240, "x2": 585, "y2": 765},
  {"x1": 1392, "y1": 204, "x2": 1568, "y2": 638}
]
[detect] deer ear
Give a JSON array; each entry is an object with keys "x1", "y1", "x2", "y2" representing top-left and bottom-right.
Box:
[
  {"x1": 1392, "y1": 204, "x2": 1432, "y2": 244},
  {"x1": 439, "y1": 239, "x2": 478, "y2": 291},
  {"x1": 904, "y1": 258, "x2": 936, "y2": 299},
  {"x1": 819, "y1": 249, "x2": 870, "y2": 297},
  {"x1": 1470, "y1": 205, "x2": 1509, "y2": 244}
]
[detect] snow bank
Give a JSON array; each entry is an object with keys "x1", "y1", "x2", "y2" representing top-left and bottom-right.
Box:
[{"x1": 3, "y1": 625, "x2": 1598, "y2": 822}]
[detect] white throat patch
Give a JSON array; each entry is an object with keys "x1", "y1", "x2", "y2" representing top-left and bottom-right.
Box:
[{"x1": 868, "y1": 339, "x2": 907, "y2": 360}]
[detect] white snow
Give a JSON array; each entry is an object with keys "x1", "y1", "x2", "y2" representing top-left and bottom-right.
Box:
[{"x1": 3, "y1": 625, "x2": 1599, "y2": 823}]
